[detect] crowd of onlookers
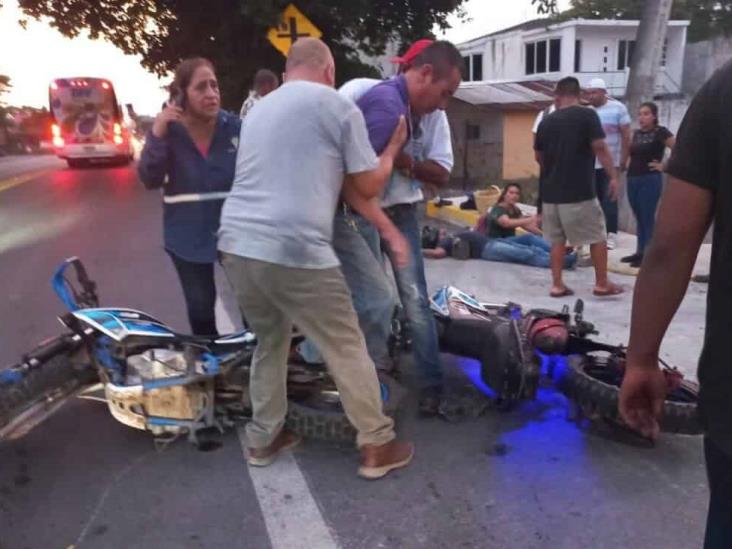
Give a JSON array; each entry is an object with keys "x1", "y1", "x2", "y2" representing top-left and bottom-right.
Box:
[{"x1": 137, "y1": 35, "x2": 731, "y2": 547}]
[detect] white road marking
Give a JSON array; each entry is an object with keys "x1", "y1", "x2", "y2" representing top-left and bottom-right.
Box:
[
  {"x1": 219, "y1": 285, "x2": 338, "y2": 548},
  {"x1": 237, "y1": 428, "x2": 340, "y2": 549}
]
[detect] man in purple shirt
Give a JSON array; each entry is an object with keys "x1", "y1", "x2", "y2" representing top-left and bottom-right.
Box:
[{"x1": 349, "y1": 41, "x2": 462, "y2": 415}]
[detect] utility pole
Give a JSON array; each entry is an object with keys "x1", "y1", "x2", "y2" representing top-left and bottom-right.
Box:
[{"x1": 625, "y1": 0, "x2": 674, "y2": 120}]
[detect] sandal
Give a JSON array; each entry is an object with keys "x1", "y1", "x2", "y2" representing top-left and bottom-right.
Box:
[
  {"x1": 593, "y1": 283, "x2": 624, "y2": 297},
  {"x1": 550, "y1": 286, "x2": 575, "y2": 298}
]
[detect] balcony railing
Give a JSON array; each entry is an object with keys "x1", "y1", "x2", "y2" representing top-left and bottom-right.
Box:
[{"x1": 575, "y1": 68, "x2": 681, "y2": 97}]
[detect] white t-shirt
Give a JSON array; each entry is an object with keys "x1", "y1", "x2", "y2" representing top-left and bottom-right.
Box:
[{"x1": 338, "y1": 78, "x2": 454, "y2": 208}]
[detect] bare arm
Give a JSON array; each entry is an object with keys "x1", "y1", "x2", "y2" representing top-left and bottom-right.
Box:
[
  {"x1": 592, "y1": 139, "x2": 618, "y2": 199},
  {"x1": 348, "y1": 116, "x2": 407, "y2": 199},
  {"x1": 394, "y1": 154, "x2": 450, "y2": 187},
  {"x1": 620, "y1": 123, "x2": 632, "y2": 171},
  {"x1": 496, "y1": 214, "x2": 535, "y2": 229}
]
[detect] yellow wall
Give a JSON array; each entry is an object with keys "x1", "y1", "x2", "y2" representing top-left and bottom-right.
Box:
[{"x1": 502, "y1": 110, "x2": 540, "y2": 180}]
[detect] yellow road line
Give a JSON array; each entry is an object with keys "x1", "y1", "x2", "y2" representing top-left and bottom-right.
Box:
[{"x1": 0, "y1": 168, "x2": 56, "y2": 194}]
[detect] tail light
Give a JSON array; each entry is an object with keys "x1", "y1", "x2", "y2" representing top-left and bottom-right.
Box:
[
  {"x1": 113, "y1": 122, "x2": 125, "y2": 145},
  {"x1": 51, "y1": 124, "x2": 64, "y2": 147}
]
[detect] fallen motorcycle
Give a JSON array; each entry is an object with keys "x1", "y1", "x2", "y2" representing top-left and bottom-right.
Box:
[
  {"x1": 430, "y1": 286, "x2": 701, "y2": 435},
  {"x1": 0, "y1": 257, "x2": 403, "y2": 448},
  {"x1": 0, "y1": 260, "x2": 701, "y2": 449}
]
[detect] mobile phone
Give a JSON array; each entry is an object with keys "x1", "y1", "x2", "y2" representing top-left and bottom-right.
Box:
[{"x1": 169, "y1": 88, "x2": 185, "y2": 109}]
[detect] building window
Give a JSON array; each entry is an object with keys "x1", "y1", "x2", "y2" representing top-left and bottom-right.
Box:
[
  {"x1": 462, "y1": 56, "x2": 470, "y2": 81},
  {"x1": 574, "y1": 40, "x2": 582, "y2": 72},
  {"x1": 536, "y1": 40, "x2": 547, "y2": 73},
  {"x1": 525, "y1": 38, "x2": 561, "y2": 75},
  {"x1": 467, "y1": 124, "x2": 481, "y2": 140},
  {"x1": 549, "y1": 39, "x2": 561, "y2": 72},
  {"x1": 525, "y1": 43, "x2": 535, "y2": 75},
  {"x1": 617, "y1": 39, "x2": 635, "y2": 70},
  {"x1": 472, "y1": 54, "x2": 483, "y2": 81}
]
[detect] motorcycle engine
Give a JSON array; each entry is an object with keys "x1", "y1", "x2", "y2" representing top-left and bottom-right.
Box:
[{"x1": 126, "y1": 349, "x2": 188, "y2": 385}]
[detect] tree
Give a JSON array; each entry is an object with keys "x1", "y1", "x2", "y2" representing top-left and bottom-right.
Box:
[
  {"x1": 12, "y1": 0, "x2": 467, "y2": 111},
  {"x1": 567, "y1": 0, "x2": 732, "y2": 42},
  {"x1": 0, "y1": 74, "x2": 10, "y2": 104},
  {"x1": 624, "y1": 0, "x2": 673, "y2": 119}
]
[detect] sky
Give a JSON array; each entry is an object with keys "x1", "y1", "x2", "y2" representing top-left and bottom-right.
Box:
[{"x1": 0, "y1": 0, "x2": 570, "y2": 116}]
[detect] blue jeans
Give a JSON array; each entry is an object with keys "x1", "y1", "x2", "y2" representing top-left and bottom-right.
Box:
[
  {"x1": 299, "y1": 208, "x2": 396, "y2": 369},
  {"x1": 595, "y1": 169, "x2": 618, "y2": 234},
  {"x1": 627, "y1": 172, "x2": 663, "y2": 255},
  {"x1": 384, "y1": 203, "x2": 443, "y2": 388},
  {"x1": 481, "y1": 234, "x2": 575, "y2": 269},
  {"x1": 168, "y1": 252, "x2": 217, "y2": 336}
]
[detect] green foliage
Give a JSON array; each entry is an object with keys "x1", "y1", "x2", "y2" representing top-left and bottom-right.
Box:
[
  {"x1": 567, "y1": 0, "x2": 732, "y2": 42},
  {"x1": 13, "y1": 0, "x2": 467, "y2": 110}
]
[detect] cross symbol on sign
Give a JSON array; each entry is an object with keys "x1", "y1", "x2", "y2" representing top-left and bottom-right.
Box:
[
  {"x1": 266, "y1": 4, "x2": 322, "y2": 57},
  {"x1": 278, "y1": 17, "x2": 309, "y2": 45}
]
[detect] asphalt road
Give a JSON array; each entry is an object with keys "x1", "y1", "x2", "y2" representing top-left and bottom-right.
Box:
[{"x1": 0, "y1": 158, "x2": 709, "y2": 549}]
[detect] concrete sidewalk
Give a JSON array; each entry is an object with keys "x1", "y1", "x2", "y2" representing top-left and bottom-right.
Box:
[{"x1": 421, "y1": 206, "x2": 709, "y2": 380}]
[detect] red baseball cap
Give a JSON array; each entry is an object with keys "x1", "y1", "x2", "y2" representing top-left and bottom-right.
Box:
[{"x1": 391, "y1": 39, "x2": 434, "y2": 65}]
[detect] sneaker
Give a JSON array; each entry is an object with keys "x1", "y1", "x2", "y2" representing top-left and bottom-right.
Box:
[
  {"x1": 358, "y1": 439, "x2": 415, "y2": 480},
  {"x1": 247, "y1": 429, "x2": 302, "y2": 467},
  {"x1": 607, "y1": 233, "x2": 618, "y2": 250},
  {"x1": 621, "y1": 253, "x2": 641, "y2": 264},
  {"x1": 451, "y1": 237, "x2": 471, "y2": 260},
  {"x1": 418, "y1": 385, "x2": 443, "y2": 416}
]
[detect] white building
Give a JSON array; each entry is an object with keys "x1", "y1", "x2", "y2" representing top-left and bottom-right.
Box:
[{"x1": 457, "y1": 18, "x2": 689, "y2": 96}]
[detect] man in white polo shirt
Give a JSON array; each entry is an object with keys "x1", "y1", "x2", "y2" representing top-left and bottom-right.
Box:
[{"x1": 586, "y1": 77, "x2": 631, "y2": 250}]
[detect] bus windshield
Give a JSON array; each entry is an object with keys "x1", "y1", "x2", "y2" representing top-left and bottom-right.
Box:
[{"x1": 49, "y1": 78, "x2": 120, "y2": 144}]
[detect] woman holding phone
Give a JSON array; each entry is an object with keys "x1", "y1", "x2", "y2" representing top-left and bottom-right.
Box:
[{"x1": 138, "y1": 57, "x2": 241, "y2": 336}]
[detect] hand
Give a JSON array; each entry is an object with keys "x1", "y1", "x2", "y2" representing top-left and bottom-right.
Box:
[
  {"x1": 152, "y1": 101, "x2": 183, "y2": 138},
  {"x1": 608, "y1": 177, "x2": 619, "y2": 201},
  {"x1": 618, "y1": 358, "x2": 667, "y2": 441},
  {"x1": 535, "y1": 213, "x2": 542, "y2": 229},
  {"x1": 382, "y1": 228, "x2": 410, "y2": 270},
  {"x1": 648, "y1": 161, "x2": 664, "y2": 172},
  {"x1": 385, "y1": 115, "x2": 408, "y2": 158}
]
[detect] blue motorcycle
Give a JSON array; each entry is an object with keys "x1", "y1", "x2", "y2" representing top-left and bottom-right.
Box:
[{"x1": 0, "y1": 257, "x2": 403, "y2": 448}]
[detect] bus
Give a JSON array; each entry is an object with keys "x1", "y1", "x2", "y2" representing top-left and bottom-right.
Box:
[{"x1": 49, "y1": 77, "x2": 135, "y2": 168}]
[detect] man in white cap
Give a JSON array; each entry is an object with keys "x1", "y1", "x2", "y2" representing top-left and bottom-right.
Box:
[{"x1": 586, "y1": 77, "x2": 631, "y2": 250}]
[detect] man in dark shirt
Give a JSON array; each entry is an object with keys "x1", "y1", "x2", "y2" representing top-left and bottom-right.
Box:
[
  {"x1": 619, "y1": 61, "x2": 732, "y2": 548},
  {"x1": 534, "y1": 77, "x2": 623, "y2": 298}
]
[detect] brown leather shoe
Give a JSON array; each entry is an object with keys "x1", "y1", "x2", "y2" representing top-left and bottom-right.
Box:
[
  {"x1": 248, "y1": 429, "x2": 302, "y2": 467},
  {"x1": 358, "y1": 439, "x2": 414, "y2": 480}
]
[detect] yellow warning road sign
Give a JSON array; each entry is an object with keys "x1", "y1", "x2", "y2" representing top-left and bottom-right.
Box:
[{"x1": 267, "y1": 3, "x2": 323, "y2": 57}]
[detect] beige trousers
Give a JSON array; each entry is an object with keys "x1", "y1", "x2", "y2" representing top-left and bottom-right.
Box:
[{"x1": 221, "y1": 253, "x2": 395, "y2": 449}]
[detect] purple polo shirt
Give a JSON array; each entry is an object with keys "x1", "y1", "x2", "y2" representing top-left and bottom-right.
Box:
[{"x1": 355, "y1": 74, "x2": 410, "y2": 155}]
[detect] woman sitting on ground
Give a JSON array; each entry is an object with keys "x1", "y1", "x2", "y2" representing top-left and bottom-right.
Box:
[{"x1": 423, "y1": 183, "x2": 576, "y2": 269}]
